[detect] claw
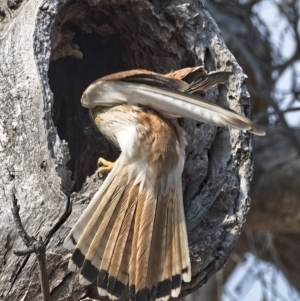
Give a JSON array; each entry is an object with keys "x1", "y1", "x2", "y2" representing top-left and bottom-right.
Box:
[{"x1": 97, "y1": 157, "x2": 115, "y2": 174}]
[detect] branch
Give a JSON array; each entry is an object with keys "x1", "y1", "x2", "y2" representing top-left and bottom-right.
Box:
[
  {"x1": 11, "y1": 191, "x2": 51, "y2": 301},
  {"x1": 253, "y1": 107, "x2": 300, "y2": 123},
  {"x1": 10, "y1": 190, "x2": 72, "y2": 301},
  {"x1": 250, "y1": 86, "x2": 300, "y2": 156}
]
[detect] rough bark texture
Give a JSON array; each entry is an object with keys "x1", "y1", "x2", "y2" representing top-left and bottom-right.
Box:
[
  {"x1": 0, "y1": 0, "x2": 255, "y2": 300},
  {"x1": 206, "y1": 0, "x2": 273, "y2": 120}
]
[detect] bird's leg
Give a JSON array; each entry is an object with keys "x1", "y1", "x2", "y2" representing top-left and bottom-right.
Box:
[{"x1": 97, "y1": 157, "x2": 115, "y2": 174}]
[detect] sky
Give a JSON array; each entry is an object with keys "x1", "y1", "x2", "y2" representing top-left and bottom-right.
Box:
[
  {"x1": 223, "y1": 253, "x2": 300, "y2": 301},
  {"x1": 252, "y1": 0, "x2": 300, "y2": 127}
]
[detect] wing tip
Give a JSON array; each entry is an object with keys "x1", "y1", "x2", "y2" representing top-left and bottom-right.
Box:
[
  {"x1": 239, "y1": 123, "x2": 266, "y2": 136},
  {"x1": 229, "y1": 117, "x2": 266, "y2": 136},
  {"x1": 251, "y1": 125, "x2": 266, "y2": 136}
]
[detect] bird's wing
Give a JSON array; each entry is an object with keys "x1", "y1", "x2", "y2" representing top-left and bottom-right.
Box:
[
  {"x1": 98, "y1": 69, "x2": 189, "y2": 91},
  {"x1": 165, "y1": 66, "x2": 205, "y2": 80},
  {"x1": 81, "y1": 80, "x2": 265, "y2": 136},
  {"x1": 96, "y1": 67, "x2": 231, "y2": 93},
  {"x1": 185, "y1": 71, "x2": 232, "y2": 93}
]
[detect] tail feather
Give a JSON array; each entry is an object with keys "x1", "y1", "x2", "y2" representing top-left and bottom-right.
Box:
[
  {"x1": 105, "y1": 183, "x2": 139, "y2": 299},
  {"x1": 177, "y1": 184, "x2": 191, "y2": 283},
  {"x1": 128, "y1": 190, "x2": 147, "y2": 301},
  {"x1": 67, "y1": 173, "x2": 122, "y2": 273},
  {"x1": 65, "y1": 158, "x2": 191, "y2": 301},
  {"x1": 63, "y1": 160, "x2": 120, "y2": 251},
  {"x1": 107, "y1": 221, "x2": 134, "y2": 299},
  {"x1": 155, "y1": 194, "x2": 168, "y2": 300},
  {"x1": 79, "y1": 174, "x2": 128, "y2": 284},
  {"x1": 171, "y1": 193, "x2": 182, "y2": 298},
  {"x1": 144, "y1": 188, "x2": 173, "y2": 300},
  {"x1": 99, "y1": 181, "x2": 133, "y2": 272},
  {"x1": 134, "y1": 191, "x2": 158, "y2": 300},
  {"x1": 158, "y1": 193, "x2": 174, "y2": 300}
]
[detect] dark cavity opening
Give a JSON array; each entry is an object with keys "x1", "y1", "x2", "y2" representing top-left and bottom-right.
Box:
[{"x1": 48, "y1": 22, "x2": 126, "y2": 191}]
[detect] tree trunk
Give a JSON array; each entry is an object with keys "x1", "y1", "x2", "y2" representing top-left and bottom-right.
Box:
[{"x1": 0, "y1": 0, "x2": 255, "y2": 300}]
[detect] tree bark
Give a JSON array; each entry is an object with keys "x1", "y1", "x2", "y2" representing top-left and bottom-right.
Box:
[
  {"x1": 206, "y1": 0, "x2": 273, "y2": 120},
  {"x1": 0, "y1": 0, "x2": 255, "y2": 300}
]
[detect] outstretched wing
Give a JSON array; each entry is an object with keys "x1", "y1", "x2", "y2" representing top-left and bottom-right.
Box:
[{"x1": 81, "y1": 69, "x2": 265, "y2": 136}]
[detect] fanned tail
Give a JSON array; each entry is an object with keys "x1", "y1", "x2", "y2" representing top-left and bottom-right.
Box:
[{"x1": 64, "y1": 159, "x2": 191, "y2": 301}]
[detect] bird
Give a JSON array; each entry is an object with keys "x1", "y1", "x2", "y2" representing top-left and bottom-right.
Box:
[{"x1": 63, "y1": 67, "x2": 265, "y2": 301}]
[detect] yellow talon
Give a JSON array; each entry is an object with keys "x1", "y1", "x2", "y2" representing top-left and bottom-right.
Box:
[{"x1": 96, "y1": 157, "x2": 115, "y2": 174}]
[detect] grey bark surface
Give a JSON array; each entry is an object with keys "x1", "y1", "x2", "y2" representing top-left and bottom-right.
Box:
[
  {"x1": 206, "y1": 0, "x2": 273, "y2": 119},
  {"x1": 0, "y1": 0, "x2": 255, "y2": 300}
]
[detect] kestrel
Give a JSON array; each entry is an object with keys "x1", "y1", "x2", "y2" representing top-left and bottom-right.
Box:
[{"x1": 64, "y1": 67, "x2": 265, "y2": 301}]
